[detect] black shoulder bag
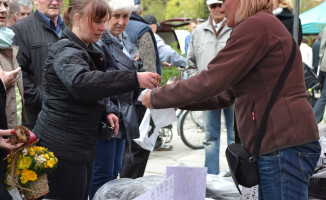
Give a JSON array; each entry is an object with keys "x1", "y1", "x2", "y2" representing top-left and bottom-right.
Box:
[{"x1": 225, "y1": 39, "x2": 297, "y2": 194}]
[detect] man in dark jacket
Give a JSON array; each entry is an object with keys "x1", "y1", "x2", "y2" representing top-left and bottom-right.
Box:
[
  {"x1": 12, "y1": 0, "x2": 64, "y2": 130},
  {"x1": 120, "y1": 0, "x2": 161, "y2": 179}
]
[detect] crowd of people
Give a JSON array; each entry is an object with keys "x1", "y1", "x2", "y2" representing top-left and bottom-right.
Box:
[{"x1": 0, "y1": 0, "x2": 324, "y2": 199}]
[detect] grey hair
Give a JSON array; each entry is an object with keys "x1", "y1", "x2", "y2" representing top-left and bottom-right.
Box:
[
  {"x1": 9, "y1": 0, "x2": 21, "y2": 16},
  {"x1": 14, "y1": 0, "x2": 32, "y2": 9},
  {"x1": 105, "y1": 0, "x2": 134, "y2": 12},
  {"x1": 132, "y1": 4, "x2": 142, "y2": 15}
]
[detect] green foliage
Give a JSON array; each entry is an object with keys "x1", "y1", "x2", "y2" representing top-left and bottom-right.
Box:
[
  {"x1": 162, "y1": 67, "x2": 178, "y2": 85},
  {"x1": 142, "y1": 0, "x2": 209, "y2": 22}
]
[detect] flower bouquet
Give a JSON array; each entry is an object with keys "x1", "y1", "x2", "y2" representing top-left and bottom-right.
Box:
[{"x1": 5, "y1": 144, "x2": 58, "y2": 199}]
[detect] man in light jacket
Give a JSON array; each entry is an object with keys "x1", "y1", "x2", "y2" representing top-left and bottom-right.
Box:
[
  {"x1": 186, "y1": 0, "x2": 234, "y2": 175},
  {"x1": 314, "y1": 27, "x2": 326, "y2": 123}
]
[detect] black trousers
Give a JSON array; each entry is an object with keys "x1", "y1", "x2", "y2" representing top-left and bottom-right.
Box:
[
  {"x1": 120, "y1": 104, "x2": 151, "y2": 179},
  {"x1": 45, "y1": 159, "x2": 93, "y2": 200}
]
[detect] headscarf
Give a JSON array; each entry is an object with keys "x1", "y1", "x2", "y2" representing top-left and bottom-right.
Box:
[{"x1": 0, "y1": 26, "x2": 15, "y2": 49}]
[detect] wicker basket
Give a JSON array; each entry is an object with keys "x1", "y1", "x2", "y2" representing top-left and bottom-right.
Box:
[{"x1": 22, "y1": 173, "x2": 50, "y2": 200}]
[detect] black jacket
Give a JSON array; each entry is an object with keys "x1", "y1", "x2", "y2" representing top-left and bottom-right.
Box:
[
  {"x1": 96, "y1": 31, "x2": 140, "y2": 140},
  {"x1": 0, "y1": 82, "x2": 11, "y2": 200},
  {"x1": 12, "y1": 11, "x2": 64, "y2": 129},
  {"x1": 276, "y1": 8, "x2": 302, "y2": 45},
  {"x1": 33, "y1": 28, "x2": 139, "y2": 164}
]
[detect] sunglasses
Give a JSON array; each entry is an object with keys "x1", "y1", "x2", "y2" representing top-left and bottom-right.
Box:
[{"x1": 209, "y1": 3, "x2": 222, "y2": 9}]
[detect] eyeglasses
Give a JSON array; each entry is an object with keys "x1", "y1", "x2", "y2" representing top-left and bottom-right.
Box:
[{"x1": 209, "y1": 3, "x2": 222, "y2": 9}]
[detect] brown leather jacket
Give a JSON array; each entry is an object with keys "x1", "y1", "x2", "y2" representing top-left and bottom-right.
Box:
[{"x1": 150, "y1": 10, "x2": 319, "y2": 155}]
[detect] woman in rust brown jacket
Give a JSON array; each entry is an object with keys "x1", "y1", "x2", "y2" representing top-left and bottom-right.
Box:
[{"x1": 143, "y1": 0, "x2": 320, "y2": 199}]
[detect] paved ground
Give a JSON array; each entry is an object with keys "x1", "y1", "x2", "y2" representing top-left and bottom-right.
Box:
[
  {"x1": 145, "y1": 117, "x2": 230, "y2": 176},
  {"x1": 145, "y1": 116, "x2": 326, "y2": 177}
]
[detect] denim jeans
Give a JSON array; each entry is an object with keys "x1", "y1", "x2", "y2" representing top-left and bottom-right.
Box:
[
  {"x1": 203, "y1": 107, "x2": 234, "y2": 174},
  {"x1": 258, "y1": 141, "x2": 321, "y2": 200},
  {"x1": 89, "y1": 138, "x2": 125, "y2": 199},
  {"x1": 314, "y1": 71, "x2": 326, "y2": 123}
]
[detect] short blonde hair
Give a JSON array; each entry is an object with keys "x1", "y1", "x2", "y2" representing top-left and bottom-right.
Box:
[
  {"x1": 235, "y1": 0, "x2": 273, "y2": 25},
  {"x1": 278, "y1": 0, "x2": 294, "y2": 11}
]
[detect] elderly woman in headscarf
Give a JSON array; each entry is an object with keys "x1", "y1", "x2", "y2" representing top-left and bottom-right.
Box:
[{"x1": 89, "y1": 0, "x2": 149, "y2": 198}]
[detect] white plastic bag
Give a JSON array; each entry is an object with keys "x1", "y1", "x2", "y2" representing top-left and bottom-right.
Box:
[{"x1": 133, "y1": 108, "x2": 177, "y2": 151}]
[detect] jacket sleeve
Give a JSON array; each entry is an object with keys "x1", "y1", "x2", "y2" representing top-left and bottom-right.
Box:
[
  {"x1": 180, "y1": 89, "x2": 235, "y2": 111},
  {"x1": 12, "y1": 25, "x2": 43, "y2": 109},
  {"x1": 155, "y1": 34, "x2": 186, "y2": 68},
  {"x1": 137, "y1": 31, "x2": 157, "y2": 73},
  {"x1": 151, "y1": 19, "x2": 269, "y2": 109},
  {"x1": 186, "y1": 30, "x2": 198, "y2": 77},
  {"x1": 53, "y1": 48, "x2": 139, "y2": 102}
]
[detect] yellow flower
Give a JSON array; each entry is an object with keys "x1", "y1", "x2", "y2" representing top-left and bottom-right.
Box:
[
  {"x1": 47, "y1": 160, "x2": 53, "y2": 168},
  {"x1": 20, "y1": 169, "x2": 37, "y2": 184},
  {"x1": 44, "y1": 154, "x2": 50, "y2": 160},
  {"x1": 18, "y1": 156, "x2": 32, "y2": 170},
  {"x1": 43, "y1": 162, "x2": 48, "y2": 168},
  {"x1": 49, "y1": 152, "x2": 54, "y2": 157},
  {"x1": 29, "y1": 147, "x2": 35, "y2": 156}
]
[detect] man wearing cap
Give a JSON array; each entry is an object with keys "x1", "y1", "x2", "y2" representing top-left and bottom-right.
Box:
[
  {"x1": 143, "y1": 14, "x2": 186, "y2": 69},
  {"x1": 186, "y1": 0, "x2": 234, "y2": 175},
  {"x1": 120, "y1": 0, "x2": 162, "y2": 179}
]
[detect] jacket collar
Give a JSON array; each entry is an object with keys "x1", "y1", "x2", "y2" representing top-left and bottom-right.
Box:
[
  {"x1": 203, "y1": 16, "x2": 232, "y2": 37},
  {"x1": 277, "y1": 8, "x2": 294, "y2": 18},
  {"x1": 61, "y1": 28, "x2": 99, "y2": 54},
  {"x1": 130, "y1": 13, "x2": 148, "y2": 24}
]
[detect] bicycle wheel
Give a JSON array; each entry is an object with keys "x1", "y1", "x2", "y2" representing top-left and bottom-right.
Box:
[{"x1": 178, "y1": 110, "x2": 205, "y2": 149}]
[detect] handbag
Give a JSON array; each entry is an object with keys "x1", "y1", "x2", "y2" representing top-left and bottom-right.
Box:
[{"x1": 225, "y1": 38, "x2": 297, "y2": 194}]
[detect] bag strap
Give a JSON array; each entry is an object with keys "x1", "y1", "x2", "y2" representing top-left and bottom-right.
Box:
[{"x1": 250, "y1": 38, "x2": 297, "y2": 162}]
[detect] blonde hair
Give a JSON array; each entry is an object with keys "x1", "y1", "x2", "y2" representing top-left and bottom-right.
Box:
[
  {"x1": 235, "y1": 0, "x2": 273, "y2": 25},
  {"x1": 278, "y1": 0, "x2": 294, "y2": 11}
]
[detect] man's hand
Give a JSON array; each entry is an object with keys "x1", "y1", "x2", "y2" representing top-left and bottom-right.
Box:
[
  {"x1": 107, "y1": 113, "x2": 119, "y2": 136},
  {"x1": 163, "y1": 62, "x2": 172, "y2": 68}
]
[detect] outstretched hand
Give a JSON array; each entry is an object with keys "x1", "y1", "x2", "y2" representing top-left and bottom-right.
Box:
[
  {"x1": 0, "y1": 129, "x2": 24, "y2": 150},
  {"x1": 142, "y1": 90, "x2": 154, "y2": 109},
  {"x1": 0, "y1": 67, "x2": 21, "y2": 89},
  {"x1": 137, "y1": 72, "x2": 162, "y2": 89},
  {"x1": 107, "y1": 113, "x2": 119, "y2": 136}
]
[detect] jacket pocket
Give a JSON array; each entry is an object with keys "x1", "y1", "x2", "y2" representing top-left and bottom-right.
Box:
[
  {"x1": 298, "y1": 151, "x2": 320, "y2": 182},
  {"x1": 30, "y1": 42, "x2": 51, "y2": 50}
]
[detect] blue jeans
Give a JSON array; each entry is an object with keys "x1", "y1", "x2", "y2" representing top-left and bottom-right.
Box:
[
  {"x1": 89, "y1": 138, "x2": 125, "y2": 199},
  {"x1": 258, "y1": 141, "x2": 321, "y2": 199},
  {"x1": 203, "y1": 107, "x2": 234, "y2": 174},
  {"x1": 314, "y1": 71, "x2": 326, "y2": 123}
]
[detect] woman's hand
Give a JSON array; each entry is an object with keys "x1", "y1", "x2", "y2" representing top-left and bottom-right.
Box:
[
  {"x1": 107, "y1": 113, "x2": 119, "y2": 136},
  {"x1": 137, "y1": 72, "x2": 162, "y2": 89},
  {"x1": 0, "y1": 129, "x2": 24, "y2": 150},
  {"x1": 142, "y1": 90, "x2": 154, "y2": 109},
  {"x1": 0, "y1": 67, "x2": 21, "y2": 89}
]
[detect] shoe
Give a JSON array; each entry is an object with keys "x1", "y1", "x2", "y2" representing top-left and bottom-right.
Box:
[{"x1": 154, "y1": 144, "x2": 173, "y2": 151}]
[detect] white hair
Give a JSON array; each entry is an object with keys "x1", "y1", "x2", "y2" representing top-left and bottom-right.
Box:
[
  {"x1": 132, "y1": 4, "x2": 142, "y2": 15},
  {"x1": 105, "y1": 0, "x2": 134, "y2": 12},
  {"x1": 14, "y1": 0, "x2": 32, "y2": 9}
]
